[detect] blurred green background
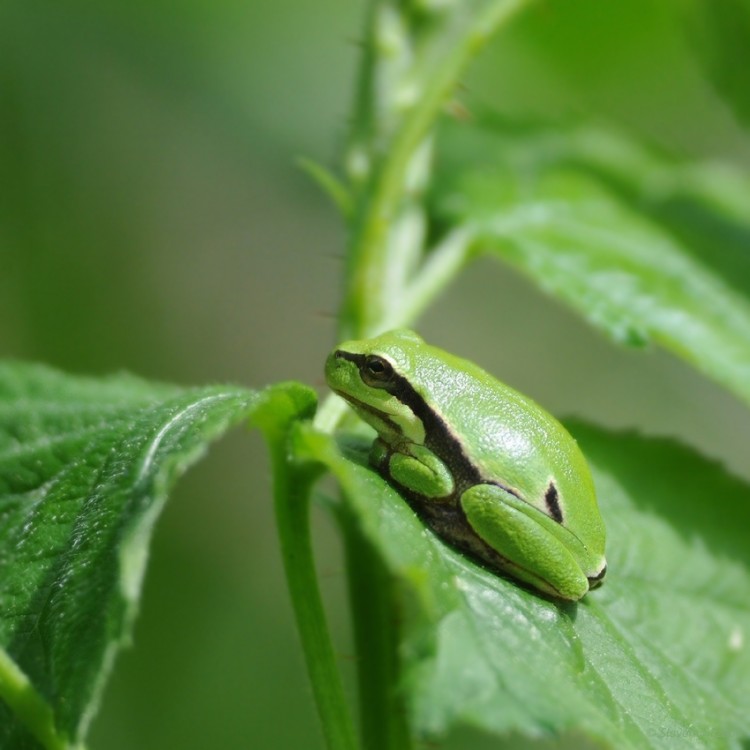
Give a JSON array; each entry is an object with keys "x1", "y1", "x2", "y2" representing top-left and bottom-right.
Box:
[{"x1": 1, "y1": 1, "x2": 749, "y2": 748}]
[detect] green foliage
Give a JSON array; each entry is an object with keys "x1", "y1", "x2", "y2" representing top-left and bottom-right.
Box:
[
  {"x1": 1, "y1": 1, "x2": 749, "y2": 750},
  {"x1": 300, "y1": 424, "x2": 750, "y2": 749},
  {"x1": 677, "y1": 0, "x2": 750, "y2": 127},
  {"x1": 0, "y1": 364, "x2": 258, "y2": 748},
  {"x1": 433, "y1": 117, "x2": 750, "y2": 405}
]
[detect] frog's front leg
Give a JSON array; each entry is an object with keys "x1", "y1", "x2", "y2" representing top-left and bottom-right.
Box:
[
  {"x1": 460, "y1": 483, "x2": 589, "y2": 601},
  {"x1": 371, "y1": 438, "x2": 454, "y2": 498}
]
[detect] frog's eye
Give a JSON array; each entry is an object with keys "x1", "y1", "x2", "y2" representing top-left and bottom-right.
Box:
[{"x1": 361, "y1": 355, "x2": 394, "y2": 387}]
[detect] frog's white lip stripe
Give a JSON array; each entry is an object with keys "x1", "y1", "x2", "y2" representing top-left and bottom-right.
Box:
[{"x1": 332, "y1": 388, "x2": 405, "y2": 436}]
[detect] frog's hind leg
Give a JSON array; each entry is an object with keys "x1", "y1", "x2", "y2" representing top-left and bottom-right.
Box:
[{"x1": 460, "y1": 483, "x2": 589, "y2": 601}]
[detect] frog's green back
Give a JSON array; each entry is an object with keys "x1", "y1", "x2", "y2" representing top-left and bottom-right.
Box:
[{"x1": 373, "y1": 331, "x2": 606, "y2": 569}]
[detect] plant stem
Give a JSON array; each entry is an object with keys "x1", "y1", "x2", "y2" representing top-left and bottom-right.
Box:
[
  {"x1": 342, "y1": 0, "x2": 530, "y2": 339},
  {"x1": 381, "y1": 227, "x2": 476, "y2": 331},
  {"x1": 319, "y1": 3, "x2": 534, "y2": 748},
  {"x1": 0, "y1": 649, "x2": 82, "y2": 750},
  {"x1": 269, "y1": 441, "x2": 358, "y2": 750},
  {"x1": 341, "y1": 510, "x2": 410, "y2": 750}
]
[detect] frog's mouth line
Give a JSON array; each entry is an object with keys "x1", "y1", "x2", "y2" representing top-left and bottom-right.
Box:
[{"x1": 331, "y1": 388, "x2": 404, "y2": 437}]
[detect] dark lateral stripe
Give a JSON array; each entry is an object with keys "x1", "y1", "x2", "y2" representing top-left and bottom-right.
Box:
[
  {"x1": 335, "y1": 349, "x2": 488, "y2": 493},
  {"x1": 544, "y1": 482, "x2": 563, "y2": 523}
]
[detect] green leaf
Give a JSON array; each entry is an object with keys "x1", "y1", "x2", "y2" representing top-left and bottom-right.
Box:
[
  {"x1": 300, "y1": 424, "x2": 750, "y2": 749},
  {"x1": 0, "y1": 362, "x2": 263, "y2": 749},
  {"x1": 675, "y1": 0, "x2": 750, "y2": 128},
  {"x1": 432, "y1": 118, "x2": 750, "y2": 406}
]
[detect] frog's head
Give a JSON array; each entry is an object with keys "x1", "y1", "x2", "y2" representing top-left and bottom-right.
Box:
[{"x1": 325, "y1": 329, "x2": 426, "y2": 444}]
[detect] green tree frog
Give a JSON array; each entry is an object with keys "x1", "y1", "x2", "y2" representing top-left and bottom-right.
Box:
[{"x1": 325, "y1": 329, "x2": 606, "y2": 601}]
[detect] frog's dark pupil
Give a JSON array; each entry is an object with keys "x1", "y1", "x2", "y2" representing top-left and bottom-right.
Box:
[{"x1": 363, "y1": 356, "x2": 392, "y2": 382}]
